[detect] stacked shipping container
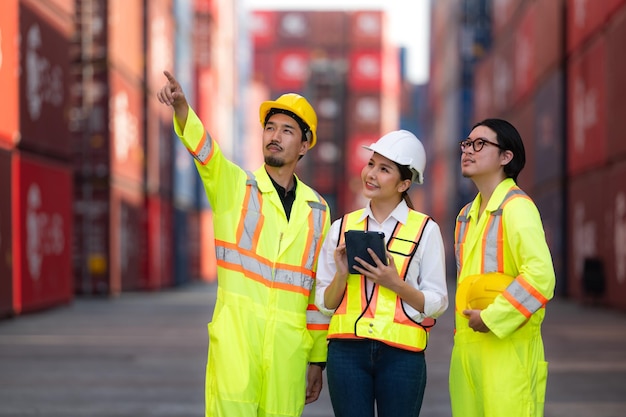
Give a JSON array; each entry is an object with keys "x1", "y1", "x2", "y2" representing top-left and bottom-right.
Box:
[
  {"x1": 0, "y1": 0, "x2": 75, "y2": 316},
  {"x1": 250, "y1": 10, "x2": 401, "y2": 218}
]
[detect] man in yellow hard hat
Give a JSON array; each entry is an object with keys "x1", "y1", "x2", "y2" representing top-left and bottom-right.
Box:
[
  {"x1": 157, "y1": 71, "x2": 331, "y2": 417},
  {"x1": 450, "y1": 119, "x2": 555, "y2": 417}
]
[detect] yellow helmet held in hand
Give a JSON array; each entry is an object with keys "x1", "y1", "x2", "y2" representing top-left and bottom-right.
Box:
[
  {"x1": 259, "y1": 93, "x2": 318, "y2": 148},
  {"x1": 456, "y1": 272, "x2": 515, "y2": 312}
]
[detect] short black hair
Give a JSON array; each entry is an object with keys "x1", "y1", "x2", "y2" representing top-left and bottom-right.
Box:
[
  {"x1": 472, "y1": 118, "x2": 526, "y2": 182},
  {"x1": 264, "y1": 108, "x2": 311, "y2": 142}
]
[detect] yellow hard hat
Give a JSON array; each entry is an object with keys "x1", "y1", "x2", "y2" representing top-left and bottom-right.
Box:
[
  {"x1": 456, "y1": 272, "x2": 515, "y2": 312},
  {"x1": 259, "y1": 93, "x2": 318, "y2": 148}
]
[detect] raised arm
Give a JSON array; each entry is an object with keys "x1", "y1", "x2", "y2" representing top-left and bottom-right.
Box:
[{"x1": 156, "y1": 70, "x2": 189, "y2": 129}]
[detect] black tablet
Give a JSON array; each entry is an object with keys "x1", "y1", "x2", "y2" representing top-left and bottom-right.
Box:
[{"x1": 344, "y1": 230, "x2": 387, "y2": 274}]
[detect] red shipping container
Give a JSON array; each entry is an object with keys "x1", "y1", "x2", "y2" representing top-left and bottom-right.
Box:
[
  {"x1": 276, "y1": 11, "x2": 311, "y2": 46},
  {"x1": 534, "y1": 70, "x2": 565, "y2": 186},
  {"x1": 13, "y1": 151, "x2": 73, "y2": 314},
  {"x1": 535, "y1": 0, "x2": 565, "y2": 81},
  {"x1": 110, "y1": 184, "x2": 145, "y2": 293},
  {"x1": 493, "y1": 0, "x2": 524, "y2": 36},
  {"x1": 473, "y1": 53, "x2": 495, "y2": 121},
  {"x1": 251, "y1": 11, "x2": 277, "y2": 48},
  {"x1": 349, "y1": 11, "x2": 387, "y2": 48},
  {"x1": 567, "y1": 170, "x2": 609, "y2": 302},
  {"x1": 17, "y1": 1, "x2": 72, "y2": 159},
  {"x1": 109, "y1": 68, "x2": 145, "y2": 185},
  {"x1": 566, "y1": 0, "x2": 614, "y2": 53},
  {"x1": 272, "y1": 49, "x2": 311, "y2": 91},
  {"x1": 509, "y1": 99, "x2": 535, "y2": 191},
  {"x1": 347, "y1": 93, "x2": 382, "y2": 134},
  {"x1": 493, "y1": 34, "x2": 515, "y2": 114},
  {"x1": 143, "y1": 195, "x2": 174, "y2": 290},
  {"x1": 566, "y1": 36, "x2": 608, "y2": 176},
  {"x1": 348, "y1": 49, "x2": 384, "y2": 92},
  {"x1": 606, "y1": 160, "x2": 626, "y2": 311},
  {"x1": 0, "y1": 147, "x2": 13, "y2": 317},
  {"x1": 108, "y1": 0, "x2": 144, "y2": 79},
  {"x1": 513, "y1": 2, "x2": 536, "y2": 104},
  {"x1": 607, "y1": 5, "x2": 626, "y2": 160},
  {"x1": 310, "y1": 11, "x2": 348, "y2": 49},
  {"x1": 0, "y1": 0, "x2": 19, "y2": 147},
  {"x1": 533, "y1": 183, "x2": 566, "y2": 296}
]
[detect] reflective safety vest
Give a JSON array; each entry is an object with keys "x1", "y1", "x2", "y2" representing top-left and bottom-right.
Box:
[
  {"x1": 327, "y1": 209, "x2": 432, "y2": 352},
  {"x1": 455, "y1": 187, "x2": 549, "y2": 319}
]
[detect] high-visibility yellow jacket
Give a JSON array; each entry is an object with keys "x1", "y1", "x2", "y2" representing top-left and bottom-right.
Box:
[
  {"x1": 175, "y1": 108, "x2": 331, "y2": 417},
  {"x1": 327, "y1": 209, "x2": 433, "y2": 351},
  {"x1": 450, "y1": 178, "x2": 555, "y2": 417}
]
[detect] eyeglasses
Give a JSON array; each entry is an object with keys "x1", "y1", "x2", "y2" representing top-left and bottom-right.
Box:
[{"x1": 459, "y1": 138, "x2": 503, "y2": 152}]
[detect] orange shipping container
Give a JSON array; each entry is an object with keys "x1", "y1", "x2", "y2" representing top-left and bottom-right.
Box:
[
  {"x1": 108, "y1": 0, "x2": 144, "y2": 80},
  {"x1": 0, "y1": 0, "x2": 19, "y2": 147}
]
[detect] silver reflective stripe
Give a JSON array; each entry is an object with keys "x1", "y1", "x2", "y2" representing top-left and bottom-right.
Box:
[
  {"x1": 506, "y1": 280, "x2": 544, "y2": 314},
  {"x1": 307, "y1": 309, "x2": 331, "y2": 325},
  {"x1": 275, "y1": 268, "x2": 314, "y2": 291},
  {"x1": 455, "y1": 205, "x2": 471, "y2": 273},
  {"x1": 216, "y1": 246, "x2": 273, "y2": 281},
  {"x1": 483, "y1": 209, "x2": 502, "y2": 273},
  {"x1": 239, "y1": 172, "x2": 261, "y2": 251},
  {"x1": 193, "y1": 132, "x2": 213, "y2": 164},
  {"x1": 305, "y1": 195, "x2": 327, "y2": 271}
]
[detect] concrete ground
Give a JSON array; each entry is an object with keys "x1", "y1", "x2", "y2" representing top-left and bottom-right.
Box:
[{"x1": 1, "y1": 280, "x2": 625, "y2": 417}]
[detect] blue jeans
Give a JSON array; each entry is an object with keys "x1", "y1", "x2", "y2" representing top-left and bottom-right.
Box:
[{"x1": 326, "y1": 339, "x2": 427, "y2": 417}]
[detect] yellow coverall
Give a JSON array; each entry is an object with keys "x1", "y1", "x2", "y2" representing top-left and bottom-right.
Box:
[
  {"x1": 450, "y1": 178, "x2": 555, "y2": 417},
  {"x1": 175, "y1": 108, "x2": 331, "y2": 417}
]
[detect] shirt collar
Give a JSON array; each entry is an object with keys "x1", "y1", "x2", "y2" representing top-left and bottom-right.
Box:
[
  {"x1": 468, "y1": 177, "x2": 516, "y2": 219},
  {"x1": 359, "y1": 199, "x2": 410, "y2": 225}
]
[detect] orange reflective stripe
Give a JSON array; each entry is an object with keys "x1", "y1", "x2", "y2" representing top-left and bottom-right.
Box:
[{"x1": 191, "y1": 131, "x2": 214, "y2": 165}]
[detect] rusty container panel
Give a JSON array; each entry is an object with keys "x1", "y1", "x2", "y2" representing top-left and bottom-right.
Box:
[
  {"x1": 310, "y1": 11, "x2": 348, "y2": 49},
  {"x1": 108, "y1": 0, "x2": 144, "y2": 80},
  {"x1": 535, "y1": 0, "x2": 565, "y2": 80},
  {"x1": 0, "y1": 0, "x2": 19, "y2": 148},
  {"x1": 606, "y1": 159, "x2": 626, "y2": 311},
  {"x1": 567, "y1": 170, "x2": 610, "y2": 303},
  {"x1": 566, "y1": 36, "x2": 608, "y2": 176},
  {"x1": 18, "y1": 1, "x2": 72, "y2": 159},
  {"x1": 13, "y1": 151, "x2": 73, "y2": 314},
  {"x1": 109, "y1": 68, "x2": 144, "y2": 185},
  {"x1": 0, "y1": 147, "x2": 13, "y2": 317},
  {"x1": 607, "y1": 5, "x2": 626, "y2": 161},
  {"x1": 144, "y1": 195, "x2": 173, "y2": 290}
]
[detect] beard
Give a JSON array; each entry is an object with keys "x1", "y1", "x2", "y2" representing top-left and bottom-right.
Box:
[{"x1": 265, "y1": 155, "x2": 285, "y2": 167}]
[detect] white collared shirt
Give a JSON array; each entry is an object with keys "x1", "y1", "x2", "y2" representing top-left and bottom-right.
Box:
[{"x1": 315, "y1": 200, "x2": 448, "y2": 321}]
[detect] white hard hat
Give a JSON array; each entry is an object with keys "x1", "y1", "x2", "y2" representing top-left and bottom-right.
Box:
[{"x1": 362, "y1": 130, "x2": 426, "y2": 184}]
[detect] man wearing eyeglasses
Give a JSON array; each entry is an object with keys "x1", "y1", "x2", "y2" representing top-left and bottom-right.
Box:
[{"x1": 449, "y1": 119, "x2": 556, "y2": 417}]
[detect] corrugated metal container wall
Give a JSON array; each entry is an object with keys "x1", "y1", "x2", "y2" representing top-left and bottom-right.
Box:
[
  {"x1": 566, "y1": 36, "x2": 608, "y2": 176},
  {"x1": 606, "y1": 160, "x2": 626, "y2": 310},
  {"x1": 492, "y1": 33, "x2": 515, "y2": 115},
  {"x1": 18, "y1": 1, "x2": 73, "y2": 160},
  {"x1": 143, "y1": 196, "x2": 174, "y2": 290},
  {"x1": 275, "y1": 11, "x2": 311, "y2": 46},
  {"x1": 272, "y1": 49, "x2": 311, "y2": 92},
  {"x1": 0, "y1": 0, "x2": 19, "y2": 148},
  {"x1": 0, "y1": 148, "x2": 13, "y2": 317},
  {"x1": 567, "y1": 170, "x2": 609, "y2": 302},
  {"x1": 607, "y1": 4, "x2": 626, "y2": 161},
  {"x1": 251, "y1": 10, "x2": 277, "y2": 48},
  {"x1": 13, "y1": 152, "x2": 73, "y2": 314},
  {"x1": 347, "y1": 93, "x2": 382, "y2": 134},
  {"x1": 493, "y1": 0, "x2": 524, "y2": 37},
  {"x1": 508, "y1": 98, "x2": 535, "y2": 192},
  {"x1": 534, "y1": 70, "x2": 565, "y2": 187},
  {"x1": 310, "y1": 11, "x2": 348, "y2": 49},
  {"x1": 473, "y1": 53, "x2": 494, "y2": 121}
]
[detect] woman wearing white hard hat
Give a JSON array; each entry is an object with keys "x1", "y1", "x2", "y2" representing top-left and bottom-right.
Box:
[{"x1": 315, "y1": 130, "x2": 449, "y2": 417}]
